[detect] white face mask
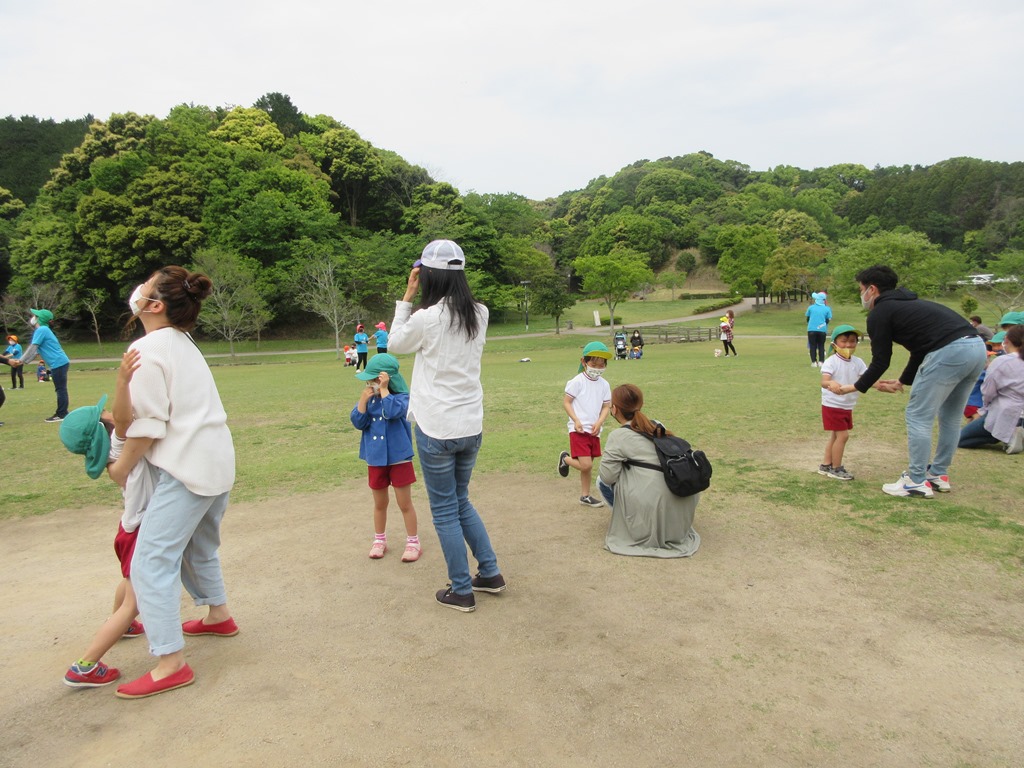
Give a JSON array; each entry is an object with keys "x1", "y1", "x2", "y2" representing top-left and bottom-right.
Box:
[
  {"x1": 860, "y1": 287, "x2": 874, "y2": 310},
  {"x1": 129, "y1": 284, "x2": 154, "y2": 316},
  {"x1": 369, "y1": 382, "x2": 381, "y2": 393},
  {"x1": 584, "y1": 365, "x2": 605, "y2": 380},
  {"x1": 29, "y1": 316, "x2": 38, "y2": 328}
]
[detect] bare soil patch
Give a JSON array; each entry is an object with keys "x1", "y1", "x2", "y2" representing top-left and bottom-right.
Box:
[{"x1": 2, "y1": 473, "x2": 1022, "y2": 767}]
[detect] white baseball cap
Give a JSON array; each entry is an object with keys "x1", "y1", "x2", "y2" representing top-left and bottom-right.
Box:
[{"x1": 418, "y1": 239, "x2": 465, "y2": 271}]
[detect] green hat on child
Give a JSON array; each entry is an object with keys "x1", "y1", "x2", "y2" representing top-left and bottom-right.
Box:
[
  {"x1": 59, "y1": 395, "x2": 110, "y2": 480},
  {"x1": 831, "y1": 324, "x2": 860, "y2": 342},
  {"x1": 579, "y1": 341, "x2": 612, "y2": 372},
  {"x1": 355, "y1": 353, "x2": 409, "y2": 393}
]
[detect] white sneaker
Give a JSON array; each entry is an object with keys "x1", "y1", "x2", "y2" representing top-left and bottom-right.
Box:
[
  {"x1": 925, "y1": 472, "x2": 951, "y2": 493},
  {"x1": 882, "y1": 472, "x2": 934, "y2": 498},
  {"x1": 1006, "y1": 426, "x2": 1024, "y2": 455}
]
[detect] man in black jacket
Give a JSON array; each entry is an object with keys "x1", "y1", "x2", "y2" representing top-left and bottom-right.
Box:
[{"x1": 828, "y1": 265, "x2": 987, "y2": 498}]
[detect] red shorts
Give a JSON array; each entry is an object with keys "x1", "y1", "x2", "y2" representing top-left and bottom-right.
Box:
[
  {"x1": 822, "y1": 405, "x2": 854, "y2": 432},
  {"x1": 368, "y1": 461, "x2": 416, "y2": 490},
  {"x1": 113, "y1": 523, "x2": 139, "y2": 579},
  {"x1": 569, "y1": 431, "x2": 602, "y2": 458},
  {"x1": 963, "y1": 405, "x2": 980, "y2": 419}
]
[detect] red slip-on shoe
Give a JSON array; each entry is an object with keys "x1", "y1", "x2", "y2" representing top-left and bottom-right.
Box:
[
  {"x1": 115, "y1": 664, "x2": 194, "y2": 699},
  {"x1": 182, "y1": 617, "x2": 239, "y2": 637}
]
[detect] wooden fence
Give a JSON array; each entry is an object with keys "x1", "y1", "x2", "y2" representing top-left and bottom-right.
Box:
[{"x1": 648, "y1": 325, "x2": 717, "y2": 344}]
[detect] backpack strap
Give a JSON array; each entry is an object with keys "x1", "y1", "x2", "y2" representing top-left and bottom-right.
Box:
[{"x1": 624, "y1": 424, "x2": 667, "y2": 474}]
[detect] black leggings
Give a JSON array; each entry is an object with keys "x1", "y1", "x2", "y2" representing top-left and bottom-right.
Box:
[
  {"x1": 356, "y1": 352, "x2": 368, "y2": 371},
  {"x1": 808, "y1": 331, "x2": 827, "y2": 364},
  {"x1": 722, "y1": 340, "x2": 737, "y2": 356}
]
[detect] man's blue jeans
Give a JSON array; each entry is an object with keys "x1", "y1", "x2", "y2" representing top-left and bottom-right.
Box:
[
  {"x1": 414, "y1": 426, "x2": 499, "y2": 595},
  {"x1": 904, "y1": 337, "x2": 987, "y2": 482}
]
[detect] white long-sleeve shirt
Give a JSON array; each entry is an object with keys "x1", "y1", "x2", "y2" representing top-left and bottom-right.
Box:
[
  {"x1": 387, "y1": 299, "x2": 487, "y2": 439},
  {"x1": 126, "y1": 327, "x2": 235, "y2": 496}
]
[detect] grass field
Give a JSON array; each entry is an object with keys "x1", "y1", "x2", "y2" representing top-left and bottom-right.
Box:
[{"x1": 4, "y1": 297, "x2": 1023, "y2": 572}]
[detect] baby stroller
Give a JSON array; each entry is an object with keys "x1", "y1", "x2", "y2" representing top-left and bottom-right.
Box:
[{"x1": 613, "y1": 332, "x2": 628, "y2": 360}]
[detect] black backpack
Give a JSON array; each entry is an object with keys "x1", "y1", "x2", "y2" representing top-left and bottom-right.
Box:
[{"x1": 623, "y1": 424, "x2": 712, "y2": 497}]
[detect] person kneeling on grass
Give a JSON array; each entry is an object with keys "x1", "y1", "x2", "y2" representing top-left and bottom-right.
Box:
[
  {"x1": 558, "y1": 341, "x2": 612, "y2": 507},
  {"x1": 597, "y1": 383, "x2": 700, "y2": 558}
]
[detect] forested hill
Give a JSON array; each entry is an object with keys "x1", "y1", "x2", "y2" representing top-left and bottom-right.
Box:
[{"x1": 1, "y1": 93, "x2": 1021, "y2": 339}]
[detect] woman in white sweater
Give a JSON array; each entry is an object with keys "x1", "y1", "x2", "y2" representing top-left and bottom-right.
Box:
[{"x1": 109, "y1": 266, "x2": 237, "y2": 698}]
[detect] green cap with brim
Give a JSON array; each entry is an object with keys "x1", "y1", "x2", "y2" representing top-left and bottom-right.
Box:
[
  {"x1": 579, "y1": 341, "x2": 612, "y2": 372},
  {"x1": 999, "y1": 311, "x2": 1024, "y2": 327},
  {"x1": 990, "y1": 331, "x2": 1006, "y2": 344},
  {"x1": 59, "y1": 395, "x2": 109, "y2": 480},
  {"x1": 831, "y1": 324, "x2": 860, "y2": 342},
  {"x1": 354, "y1": 353, "x2": 409, "y2": 393},
  {"x1": 30, "y1": 308, "x2": 54, "y2": 326}
]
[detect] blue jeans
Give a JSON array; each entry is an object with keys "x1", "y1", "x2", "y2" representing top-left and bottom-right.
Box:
[
  {"x1": 958, "y1": 417, "x2": 999, "y2": 448},
  {"x1": 904, "y1": 337, "x2": 987, "y2": 482},
  {"x1": 414, "y1": 426, "x2": 499, "y2": 595},
  {"x1": 132, "y1": 471, "x2": 230, "y2": 656},
  {"x1": 50, "y1": 362, "x2": 69, "y2": 417},
  {"x1": 597, "y1": 478, "x2": 615, "y2": 507}
]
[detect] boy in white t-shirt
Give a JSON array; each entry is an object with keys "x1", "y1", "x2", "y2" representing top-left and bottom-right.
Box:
[
  {"x1": 558, "y1": 341, "x2": 612, "y2": 507},
  {"x1": 818, "y1": 325, "x2": 874, "y2": 481},
  {"x1": 59, "y1": 349, "x2": 158, "y2": 688}
]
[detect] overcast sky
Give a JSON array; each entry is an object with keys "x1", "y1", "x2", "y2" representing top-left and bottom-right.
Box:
[{"x1": 2, "y1": 0, "x2": 1021, "y2": 200}]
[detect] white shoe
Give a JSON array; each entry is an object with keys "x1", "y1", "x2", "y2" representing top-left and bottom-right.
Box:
[{"x1": 882, "y1": 472, "x2": 934, "y2": 498}]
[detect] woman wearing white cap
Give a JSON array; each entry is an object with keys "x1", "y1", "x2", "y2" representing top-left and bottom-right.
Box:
[{"x1": 388, "y1": 239, "x2": 505, "y2": 612}]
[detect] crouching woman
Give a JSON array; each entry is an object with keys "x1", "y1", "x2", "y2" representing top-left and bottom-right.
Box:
[{"x1": 597, "y1": 384, "x2": 701, "y2": 558}]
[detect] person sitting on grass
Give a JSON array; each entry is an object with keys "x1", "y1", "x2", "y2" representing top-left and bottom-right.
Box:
[
  {"x1": 958, "y1": 325, "x2": 1024, "y2": 454},
  {"x1": 558, "y1": 341, "x2": 612, "y2": 507}
]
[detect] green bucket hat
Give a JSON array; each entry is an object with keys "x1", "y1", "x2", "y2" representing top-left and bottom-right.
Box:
[
  {"x1": 355, "y1": 353, "x2": 408, "y2": 393},
  {"x1": 30, "y1": 308, "x2": 54, "y2": 326},
  {"x1": 579, "y1": 341, "x2": 612, "y2": 372},
  {"x1": 831, "y1": 324, "x2": 860, "y2": 342},
  {"x1": 59, "y1": 395, "x2": 110, "y2": 480}
]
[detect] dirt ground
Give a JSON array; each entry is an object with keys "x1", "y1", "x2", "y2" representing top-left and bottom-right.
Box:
[{"x1": 2, "y1": 473, "x2": 1023, "y2": 768}]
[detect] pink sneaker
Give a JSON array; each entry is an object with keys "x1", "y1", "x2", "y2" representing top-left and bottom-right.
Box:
[
  {"x1": 401, "y1": 542, "x2": 421, "y2": 562},
  {"x1": 369, "y1": 540, "x2": 387, "y2": 559}
]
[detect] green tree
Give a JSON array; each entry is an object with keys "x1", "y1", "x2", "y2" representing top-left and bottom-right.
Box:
[
  {"x1": 532, "y1": 273, "x2": 576, "y2": 334},
  {"x1": 192, "y1": 249, "x2": 273, "y2": 358},
  {"x1": 211, "y1": 107, "x2": 286, "y2": 153},
  {"x1": 289, "y1": 241, "x2": 360, "y2": 358},
  {"x1": 573, "y1": 247, "x2": 654, "y2": 331},
  {"x1": 715, "y1": 224, "x2": 779, "y2": 296},
  {"x1": 827, "y1": 230, "x2": 968, "y2": 300},
  {"x1": 253, "y1": 92, "x2": 310, "y2": 138},
  {"x1": 762, "y1": 239, "x2": 829, "y2": 299}
]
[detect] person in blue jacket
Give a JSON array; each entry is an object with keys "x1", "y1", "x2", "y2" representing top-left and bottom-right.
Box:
[
  {"x1": 350, "y1": 354, "x2": 421, "y2": 562},
  {"x1": 353, "y1": 324, "x2": 370, "y2": 371},
  {"x1": 12, "y1": 309, "x2": 71, "y2": 421},
  {"x1": 805, "y1": 292, "x2": 833, "y2": 368}
]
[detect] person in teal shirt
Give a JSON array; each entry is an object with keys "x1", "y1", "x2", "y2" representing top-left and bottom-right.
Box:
[
  {"x1": 12, "y1": 308, "x2": 71, "y2": 422},
  {"x1": 372, "y1": 322, "x2": 389, "y2": 354},
  {"x1": 353, "y1": 324, "x2": 369, "y2": 371}
]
